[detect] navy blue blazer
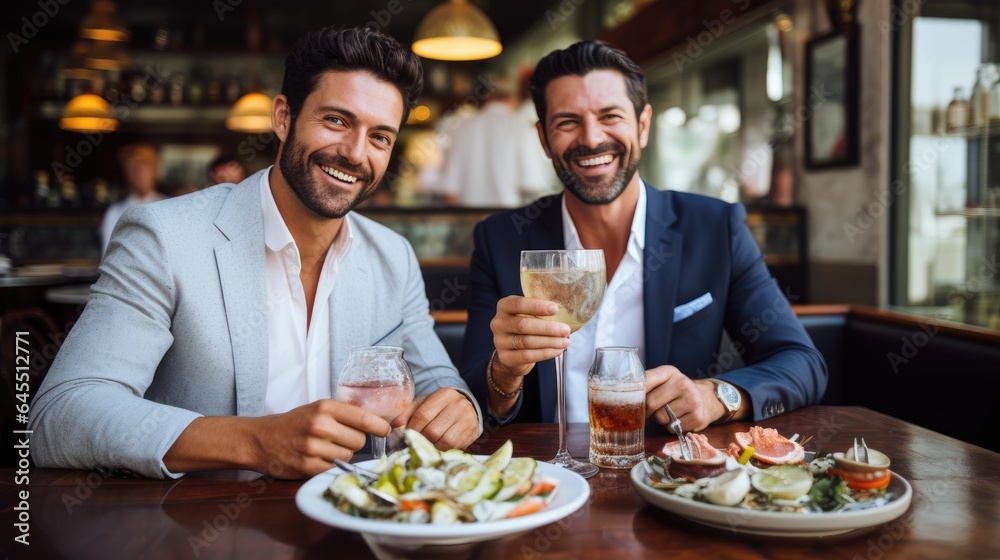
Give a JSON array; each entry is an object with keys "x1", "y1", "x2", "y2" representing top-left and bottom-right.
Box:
[{"x1": 459, "y1": 183, "x2": 827, "y2": 424}]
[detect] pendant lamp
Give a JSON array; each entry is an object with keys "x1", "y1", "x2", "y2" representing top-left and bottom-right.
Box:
[
  {"x1": 412, "y1": 0, "x2": 502, "y2": 61},
  {"x1": 60, "y1": 93, "x2": 119, "y2": 133}
]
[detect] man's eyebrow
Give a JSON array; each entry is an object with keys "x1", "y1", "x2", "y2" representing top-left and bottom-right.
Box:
[
  {"x1": 549, "y1": 105, "x2": 627, "y2": 123},
  {"x1": 314, "y1": 105, "x2": 399, "y2": 136}
]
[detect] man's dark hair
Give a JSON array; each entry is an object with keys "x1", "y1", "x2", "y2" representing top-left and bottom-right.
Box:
[
  {"x1": 281, "y1": 27, "x2": 423, "y2": 125},
  {"x1": 529, "y1": 40, "x2": 647, "y2": 127}
]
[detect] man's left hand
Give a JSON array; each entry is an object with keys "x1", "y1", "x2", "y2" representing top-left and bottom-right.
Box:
[
  {"x1": 391, "y1": 388, "x2": 480, "y2": 450},
  {"x1": 644, "y1": 365, "x2": 727, "y2": 432}
]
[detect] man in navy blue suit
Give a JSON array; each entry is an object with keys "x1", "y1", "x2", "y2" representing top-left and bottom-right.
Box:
[{"x1": 459, "y1": 41, "x2": 827, "y2": 431}]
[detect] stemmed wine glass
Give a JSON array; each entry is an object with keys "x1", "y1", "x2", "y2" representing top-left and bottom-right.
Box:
[
  {"x1": 336, "y1": 346, "x2": 415, "y2": 460},
  {"x1": 520, "y1": 250, "x2": 606, "y2": 477}
]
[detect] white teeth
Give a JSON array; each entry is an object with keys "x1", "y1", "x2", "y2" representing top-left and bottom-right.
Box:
[
  {"x1": 578, "y1": 154, "x2": 614, "y2": 167},
  {"x1": 320, "y1": 165, "x2": 358, "y2": 183}
]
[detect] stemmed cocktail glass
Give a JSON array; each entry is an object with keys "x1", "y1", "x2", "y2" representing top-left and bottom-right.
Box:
[{"x1": 520, "y1": 250, "x2": 606, "y2": 478}]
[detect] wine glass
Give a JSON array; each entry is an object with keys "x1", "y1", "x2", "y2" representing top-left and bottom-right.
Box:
[
  {"x1": 520, "y1": 250, "x2": 606, "y2": 477},
  {"x1": 336, "y1": 346, "x2": 415, "y2": 460}
]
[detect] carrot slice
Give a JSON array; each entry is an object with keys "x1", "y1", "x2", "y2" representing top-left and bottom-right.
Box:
[
  {"x1": 505, "y1": 498, "x2": 546, "y2": 518},
  {"x1": 399, "y1": 500, "x2": 430, "y2": 512},
  {"x1": 528, "y1": 481, "x2": 557, "y2": 496}
]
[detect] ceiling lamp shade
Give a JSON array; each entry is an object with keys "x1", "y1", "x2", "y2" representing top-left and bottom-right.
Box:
[
  {"x1": 60, "y1": 93, "x2": 119, "y2": 133},
  {"x1": 82, "y1": 39, "x2": 131, "y2": 71},
  {"x1": 226, "y1": 92, "x2": 273, "y2": 133},
  {"x1": 63, "y1": 39, "x2": 104, "y2": 80},
  {"x1": 412, "y1": 0, "x2": 502, "y2": 61},
  {"x1": 80, "y1": 0, "x2": 130, "y2": 42}
]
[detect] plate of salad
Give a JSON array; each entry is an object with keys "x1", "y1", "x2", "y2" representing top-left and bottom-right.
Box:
[
  {"x1": 295, "y1": 430, "x2": 590, "y2": 548},
  {"x1": 630, "y1": 427, "x2": 912, "y2": 537}
]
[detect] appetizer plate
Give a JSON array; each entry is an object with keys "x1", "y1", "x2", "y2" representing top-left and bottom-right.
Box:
[
  {"x1": 630, "y1": 463, "x2": 912, "y2": 537},
  {"x1": 296, "y1": 457, "x2": 590, "y2": 548}
]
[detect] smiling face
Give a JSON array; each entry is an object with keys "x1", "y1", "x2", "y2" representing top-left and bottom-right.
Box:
[
  {"x1": 273, "y1": 70, "x2": 402, "y2": 219},
  {"x1": 538, "y1": 69, "x2": 652, "y2": 204}
]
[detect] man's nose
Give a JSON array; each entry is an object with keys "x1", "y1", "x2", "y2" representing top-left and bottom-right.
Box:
[
  {"x1": 579, "y1": 118, "x2": 606, "y2": 149},
  {"x1": 338, "y1": 128, "x2": 367, "y2": 164}
]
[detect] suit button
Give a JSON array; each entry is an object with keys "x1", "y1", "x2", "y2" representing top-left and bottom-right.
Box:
[{"x1": 777, "y1": 403, "x2": 785, "y2": 414}]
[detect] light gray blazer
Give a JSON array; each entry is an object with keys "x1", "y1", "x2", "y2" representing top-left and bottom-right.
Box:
[{"x1": 30, "y1": 170, "x2": 482, "y2": 478}]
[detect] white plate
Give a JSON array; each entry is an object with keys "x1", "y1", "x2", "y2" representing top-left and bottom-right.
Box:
[
  {"x1": 630, "y1": 463, "x2": 912, "y2": 537},
  {"x1": 296, "y1": 457, "x2": 590, "y2": 548}
]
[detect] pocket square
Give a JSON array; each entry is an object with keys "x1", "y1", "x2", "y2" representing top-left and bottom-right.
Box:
[{"x1": 673, "y1": 292, "x2": 713, "y2": 323}]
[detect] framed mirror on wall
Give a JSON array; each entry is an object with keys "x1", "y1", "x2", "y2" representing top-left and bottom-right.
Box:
[{"x1": 804, "y1": 27, "x2": 860, "y2": 169}]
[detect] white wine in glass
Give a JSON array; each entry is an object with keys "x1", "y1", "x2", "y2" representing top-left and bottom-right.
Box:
[
  {"x1": 337, "y1": 346, "x2": 414, "y2": 460},
  {"x1": 520, "y1": 250, "x2": 606, "y2": 477}
]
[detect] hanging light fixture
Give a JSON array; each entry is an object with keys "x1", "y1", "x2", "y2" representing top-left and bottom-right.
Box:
[
  {"x1": 226, "y1": 92, "x2": 273, "y2": 133},
  {"x1": 412, "y1": 0, "x2": 502, "y2": 61},
  {"x1": 226, "y1": 0, "x2": 273, "y2": 133},
  {"x1": 80, "y1": 0, "x2": 130, "y2": 42},
  {"x1": 60, "y1": 93, "x2": 119, "y2": 133}
]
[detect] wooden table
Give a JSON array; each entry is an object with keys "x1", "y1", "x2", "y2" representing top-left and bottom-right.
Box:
[{"x1": 3, "y1": 406, "x2": 998, "y2": 559}]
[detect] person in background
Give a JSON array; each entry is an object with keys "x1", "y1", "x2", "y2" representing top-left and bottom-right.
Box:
[
  {"x1": 31, "y1": 27, "x2": 482, "y2": 480},
  {"x1": 99, "y1": 142, "x2": 166, "y2": 255},
  {"x1": 208, "y1": 154, "x2": 248, "y2": 185},
  {"x1": 438, "y1": 76, "x2": 555, "y2": 207},
  {"x1": 460, "y1": 41, "x2": 827, "y2": 430}
]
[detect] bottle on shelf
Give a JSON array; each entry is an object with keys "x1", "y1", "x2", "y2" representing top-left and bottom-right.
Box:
[
  {"x1": 969, "y1": 63, "x2": 997, "y2": 127},
  {"x1": 989, "y1": 69, "x2": 1000, "y2": 125},
  {"x1": 33, "y1": 170, "x2": 51, "y2": 208},
  {"x1": 946, "y1": 87, "x2": 970, "y2": 133}
]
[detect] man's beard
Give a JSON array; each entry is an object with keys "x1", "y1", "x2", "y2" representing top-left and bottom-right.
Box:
[
  {"x1": 278, "y1": 121, "x2": 380, "y2": 219},
  {"x1": 552, "y1": 140, "x2": 639, "y2": 205}
]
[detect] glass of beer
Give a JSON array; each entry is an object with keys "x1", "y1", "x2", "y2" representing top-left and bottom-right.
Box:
[{"x1": 588, "y1": 347, "x2": 645, "y2": 468}]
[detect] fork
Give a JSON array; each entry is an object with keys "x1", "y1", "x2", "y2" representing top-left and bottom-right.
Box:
[
  {"x1": 662, "y1": 404, "x2": 693, "y2": 460},
  {"x1": 333, "y1": 459, "x2": 400, "y2": 506}
]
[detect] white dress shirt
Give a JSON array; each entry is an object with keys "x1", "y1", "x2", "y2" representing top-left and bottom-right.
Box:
[
  {"x1": 439, "y1": 101, "x2": 556, "y2": 207},
  {"x1": 563, "y1": 182, "x2": 647, "y2": 423},
  {"x1": 260, "y1": 168, "x2": 353, "y2": 414}
]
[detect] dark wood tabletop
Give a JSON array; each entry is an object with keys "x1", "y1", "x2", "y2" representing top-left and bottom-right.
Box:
[{"x1": 3, "y1": 406, "x2": 999, "y2": 559}]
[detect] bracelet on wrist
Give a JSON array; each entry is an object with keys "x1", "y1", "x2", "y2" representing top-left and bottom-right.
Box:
[{"x1": 486, "y1": 349, "x2": 522, "y2": 399}]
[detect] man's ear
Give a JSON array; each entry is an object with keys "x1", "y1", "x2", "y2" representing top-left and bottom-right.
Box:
[
  {"x1": 536, "y1": 120, "x2": 552, "y2": 159},
  {"x1": 272, "y1": 95, "x2": 291, "y2": 143},
  {"x1": 638, "y1": 103, "x2": 653, "y2": 149}
]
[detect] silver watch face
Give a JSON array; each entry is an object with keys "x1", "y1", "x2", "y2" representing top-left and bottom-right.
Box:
[{"x1": 718, "y1": 383, "x2": 740, "y2": 409}]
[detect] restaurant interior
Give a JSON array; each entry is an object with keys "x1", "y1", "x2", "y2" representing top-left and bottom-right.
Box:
[{"x1": 1, "y1": 0, "x2": 998, "y2": 558}]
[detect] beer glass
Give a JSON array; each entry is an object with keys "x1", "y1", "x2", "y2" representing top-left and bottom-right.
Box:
[
  {"x1": 588, "y1": 347, "x2": 645, "y2": 468},
  {"x1": 336, "y1": 346, "x2": 414, "y2": 460},
  {"x1": 520, "y1": 249, "x2": 606, "y2": 478}
]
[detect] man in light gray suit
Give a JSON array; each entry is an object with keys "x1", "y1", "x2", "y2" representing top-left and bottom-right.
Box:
[{"x1": 30, "y1": 27, "x2": 482, "y2": 479}]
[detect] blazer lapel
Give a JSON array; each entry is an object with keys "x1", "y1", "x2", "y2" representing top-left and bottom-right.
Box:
[
  {"x1": 527, "y1": 195, "x2": 563, "y2": 423},
  {"x1": 643, "y1": 185, "x2": 682, "y2": 368},
  {"x1": 215, "y1": 171, "x2": 269, "y2": 417}
]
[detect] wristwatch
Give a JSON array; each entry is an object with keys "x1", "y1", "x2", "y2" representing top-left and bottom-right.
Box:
[{"x1": 708, "y1": 378, "x2": 741, "y2": 423}]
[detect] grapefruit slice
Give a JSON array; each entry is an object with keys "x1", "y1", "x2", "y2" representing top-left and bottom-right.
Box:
[{"x1": 733, "y1": 426, "x2": 804, "y2": 465}]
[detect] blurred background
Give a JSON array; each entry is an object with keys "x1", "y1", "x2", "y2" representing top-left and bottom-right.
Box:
[{"x1": 0, "y1": 0, "x2": 998, "y2": 332}]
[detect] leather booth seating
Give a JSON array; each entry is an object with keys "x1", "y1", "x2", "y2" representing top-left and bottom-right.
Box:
[{"x1": 433, "y1": 305, "x2": 1000, "y2": 453}]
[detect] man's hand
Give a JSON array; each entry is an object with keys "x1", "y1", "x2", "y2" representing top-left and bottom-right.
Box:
[
  {"x1": 490, "y1": 295, "x2": 570, "y2": 382},
  {"x1": 392, "y1": 388, "x2": 480, "y2": 450},
  {"x1": 644, "y1": 366, "x2": 727, "y2": 432},
  {"x1": 164, "y1": 399, "x2": 390, "y2": 479},
  {"x1": 252, "y1": 399, "x2": 391, "y2": 478}
]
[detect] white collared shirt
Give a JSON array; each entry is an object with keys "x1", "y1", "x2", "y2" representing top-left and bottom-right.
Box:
[
  {"x1": 260, "y1": 168, "x2": 353, "y2": 414},
  {"x1": 562, "y1": 181, "x2": 647, "y2": 423}
]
